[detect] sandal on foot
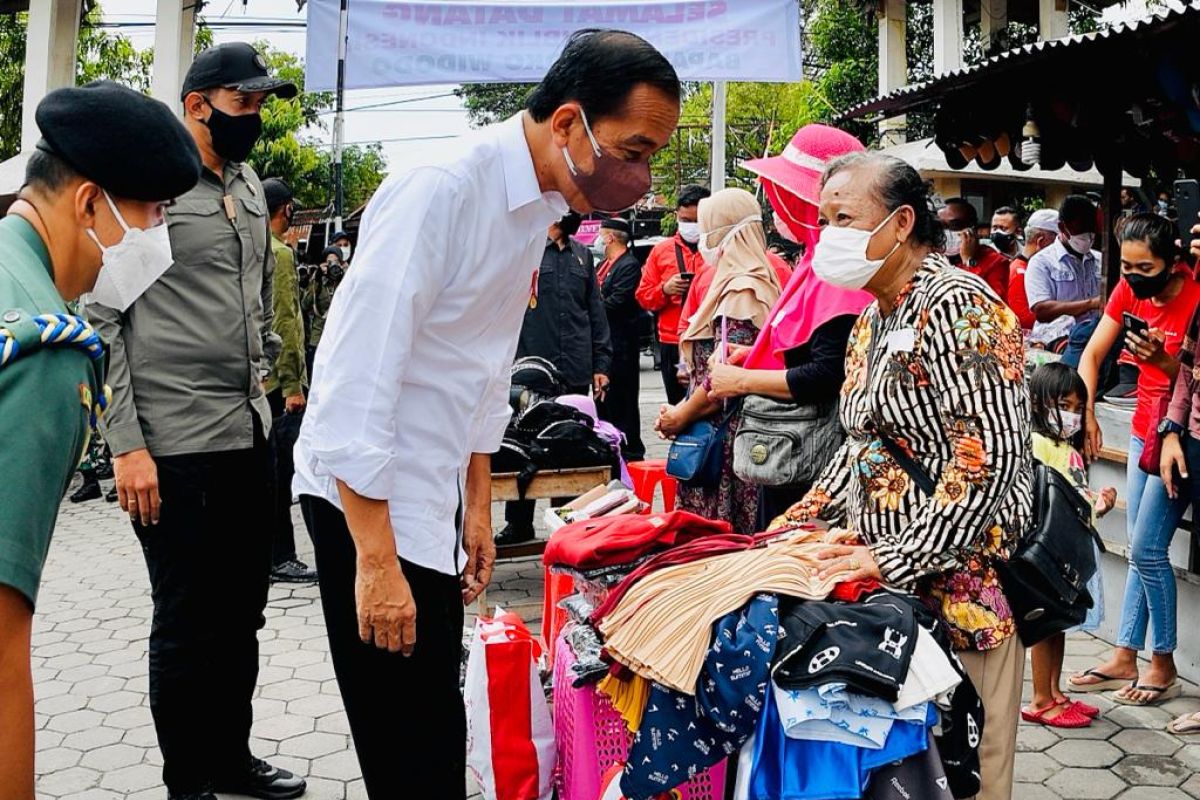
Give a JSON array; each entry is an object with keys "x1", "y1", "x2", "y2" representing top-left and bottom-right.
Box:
[
  {"x1": 1068, "y1": 668, "x2": 1136, "y2": 693},
  {"x1": 1060, "y1": 696, "x2": 1100, "y2": 718},
  {"x1": 1022, "y1": 701, "x2": 1092, "y2": 728},
  {"x1": 1168, "y1": 712, "x2": 1200, "y2": 734},
  {"x1": 1111, "y1": 680, "x2": 1182, "y2": 706}
]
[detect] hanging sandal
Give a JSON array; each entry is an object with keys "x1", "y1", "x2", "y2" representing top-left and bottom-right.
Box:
[
  {"x1": 1111, "y1": 680, "x2": 1182, "y2": 706},
  {"x1": 1168, "y1": 712, "x2": 1200, "y2": 735},
  {"x1": 1060, "y1": 696, "x2": 1100, "y2": 718},
  {"x1": 1022, "y1": 700, "x2": 1093, "y2": 728},
  {"x1": 1068, "y1": 668, "x2": 1136, "y2": 692}
]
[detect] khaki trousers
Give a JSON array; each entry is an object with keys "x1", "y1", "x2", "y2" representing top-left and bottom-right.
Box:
[{"x1": 958, "y1": 634, "x2": 1025, "y2": 800}]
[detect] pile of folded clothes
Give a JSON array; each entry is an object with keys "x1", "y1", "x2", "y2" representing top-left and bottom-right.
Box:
[{"x1": 543, "y1": 515, "x2": 985, "y2": 800}]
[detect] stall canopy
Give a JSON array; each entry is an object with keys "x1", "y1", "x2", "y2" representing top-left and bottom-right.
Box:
[
  {"x1": 305, "y1": 0, "x2": 803, "y2": 91},
  {"x1": 838, "y1": 1, "x2": 1200, "y2": 181}
]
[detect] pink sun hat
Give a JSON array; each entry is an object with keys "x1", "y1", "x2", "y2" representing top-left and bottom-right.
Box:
[{"x1": 741, "y1": 124, "x2": 867, "y2": 206}]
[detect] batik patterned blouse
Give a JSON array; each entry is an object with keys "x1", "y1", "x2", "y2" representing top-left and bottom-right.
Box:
[{"x1": 785, "y1": 254, "x2": 1034, "y2": 651}]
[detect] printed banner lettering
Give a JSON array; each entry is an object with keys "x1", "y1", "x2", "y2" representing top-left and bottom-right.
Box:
[{"x1": 306, "y1": 0, "x2": 802, "y2": 90}]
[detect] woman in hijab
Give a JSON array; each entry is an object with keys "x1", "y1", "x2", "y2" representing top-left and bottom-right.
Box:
[
  {"x1": 654, "y1": 188, "x2": 782, "y2": 532},
  {"x1": 706, "y1": 124, "x2": 872, "y2": 524}
]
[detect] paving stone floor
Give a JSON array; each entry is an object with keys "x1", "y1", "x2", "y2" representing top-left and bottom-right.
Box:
[{"x1": 30, "y1": 364, "x2": 1200, "y2": 799}]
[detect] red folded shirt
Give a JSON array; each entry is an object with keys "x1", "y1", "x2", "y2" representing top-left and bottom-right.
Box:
[{"x1": 543, "y1": 510, "x2": 734, "y2": 571}]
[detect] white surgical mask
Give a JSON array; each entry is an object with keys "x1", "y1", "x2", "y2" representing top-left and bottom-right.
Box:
[
  {"x1": 698, "y1": 214, "x2": 761, "y2": 267},
  {"x1": 677, "y1": 221, "x2": 701, "y2": 244},
  {"x1": 1050, "y1": 409, "x2": 1083, "y2": 441},
  {"x1": 1065, "y1": 231, "x2": 1094, "y2": 256},
  {"x1": 943, "y1": 229, "x2": 963, "y2": 257},
  {"x1": 83, "y1": 191, "x2": 173, "y2": 312},
  {"x1": 812, "y1": 208, "x2": 901, "y2": 290},
  {"x1": 339, "y1": 244, "x2": 352, "y2": 261}
]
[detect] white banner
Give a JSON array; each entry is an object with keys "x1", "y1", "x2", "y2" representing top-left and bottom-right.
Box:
[{"x1": 305, "y1": 0, "x2": 802, "y2": 90}]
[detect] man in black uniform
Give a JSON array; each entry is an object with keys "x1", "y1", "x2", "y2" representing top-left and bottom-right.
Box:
[
  {"x1": 495, "y1": 212, "x2": 612, "y2": 545},
  {"x1": 595, "y1": 217, "x2": 645, "y2": 461}
]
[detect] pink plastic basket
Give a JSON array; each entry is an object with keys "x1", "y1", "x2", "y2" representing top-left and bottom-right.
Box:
[{"x1": 552, "y1": 629, "x2": 726, "y2": 800}]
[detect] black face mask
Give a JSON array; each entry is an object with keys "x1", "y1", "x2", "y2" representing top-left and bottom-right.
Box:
[
  {"x1": 203, "y1": 99, "x2": 263, "y2": 163},
  {"x1": 991, "y1": 231, "x2": 1016, "y2": 251},
  {"x1": 1125, "y1": 267, "x2": 1173, "y2": 300}
]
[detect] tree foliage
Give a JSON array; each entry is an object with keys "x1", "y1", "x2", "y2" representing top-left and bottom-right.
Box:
[
  {"x1": 455, "y1": 83, "x2": 531, "y2": 127},
  {"x1": 0, "y1": 8, "x2": 386, "y2": 211},
  {"x1": 801, "y1": 0, "x2": 878, "y2": 145}
]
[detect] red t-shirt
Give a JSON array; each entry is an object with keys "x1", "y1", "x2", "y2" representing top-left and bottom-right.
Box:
[
  {"x1": 1007, "y1": 254, "x2": 1036, "y2": 331},
  {"x1": 1103, "y1": 271, "x2": 1200, "y2": 439},
  {"x1": 957, "y1": 246, "x2": 1010, "y2": 304}
]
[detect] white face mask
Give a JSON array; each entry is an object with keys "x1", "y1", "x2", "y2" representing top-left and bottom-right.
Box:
[
  {"x1": 339, "y1": 244, "x2": 352, "y2": 261},
  {"x1": 944, "y1": 229, "x2": 963, "y2": 257},
  {"x1": 1050, "y1": 409, "x2": 1083, "y2": 441},
  {"x1": 677, "y1": 221, "x2": 701, "y2": 244},
  {"x1": 698, "y1": 214, "x2": 761, "y2": 267},
  {"x1": 82, "y1": 191, "x2": 173, "y2": 311},
  {"x1": 811, "y1": 208, "x2": 901, "y2": 290},
  {"x1": 1064, "y1": 231, "x2": 1094, "y2": 256}
]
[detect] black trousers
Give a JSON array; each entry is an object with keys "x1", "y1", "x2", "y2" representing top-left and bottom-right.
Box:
[
  {"x1": 301, "y1": 496, "x2": 466, "y2": 799},
  {"x1": 658, "y1": 342, "x2": 688, "y2": 406},
  {"x1": 133, "y1": 437, "x2": 273, "y2": 794},
  {"x1": 598, "y1": 347, "x2": 645, "y2": 461},
  {"x1": 267, "y1": 389, "x2": 308, "y2": 565}
]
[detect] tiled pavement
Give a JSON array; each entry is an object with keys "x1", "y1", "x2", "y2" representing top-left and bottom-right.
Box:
[{"x1": 30, "y1": 364, "x2": 1200, "y2": 799}]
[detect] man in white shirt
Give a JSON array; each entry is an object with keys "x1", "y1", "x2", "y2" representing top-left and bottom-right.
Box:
[{"x1": 293, "y1": 29, "x2": 680, "y2": 798}]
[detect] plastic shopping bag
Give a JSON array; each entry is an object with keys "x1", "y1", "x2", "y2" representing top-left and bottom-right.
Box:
[{"x1": 465, "y1": 608, "x2": 554, "y2": 800}]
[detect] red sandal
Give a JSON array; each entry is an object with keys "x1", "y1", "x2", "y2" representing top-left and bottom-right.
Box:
[
  {"x1": 1061, "y1": 696, "x2": 1100, "y2": 718},
  {"x1": 1021, "y1": 700, "x2": 1092, "y2": 728}
]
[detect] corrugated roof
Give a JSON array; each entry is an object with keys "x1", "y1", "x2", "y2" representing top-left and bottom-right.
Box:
[{"x1": 838, "y1": 1, "x2": 1200, "y2": 121}]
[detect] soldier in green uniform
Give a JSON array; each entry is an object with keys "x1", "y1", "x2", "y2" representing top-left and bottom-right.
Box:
[
  {"x1": 0, "y1": 81, "x2": 200, "y2": 799},
  {"x1": 261, "y1": 178, "x2": 315, "y2": 583}
]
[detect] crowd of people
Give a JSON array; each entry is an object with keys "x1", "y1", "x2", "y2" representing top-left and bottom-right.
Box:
[{"x1": 5, "y1": 22, "x2": 1200, "y2": 800}]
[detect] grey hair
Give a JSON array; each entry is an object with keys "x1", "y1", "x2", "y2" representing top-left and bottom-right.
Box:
[
  {"x1": 821, "y1": 152, "x2": 945, "y2": 249},
  {"x1": 608, "y1": 229, "x2": 631, "y2": 246}
]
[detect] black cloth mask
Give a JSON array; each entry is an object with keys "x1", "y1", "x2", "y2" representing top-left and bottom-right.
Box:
[
  {"x1": 990, "y1": 231, "x2": 1016, "y2": 252},
  {"x1": 1125, "y1": 267, "x2": 1173, "y2": 300},
  {"x1": 203, "y1": 98, "x2": 263, "y2": 163}
]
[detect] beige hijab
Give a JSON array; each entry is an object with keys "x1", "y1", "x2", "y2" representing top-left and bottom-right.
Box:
[{"x1": 680, "y1": 188, "x2": 782, "y2": 364}]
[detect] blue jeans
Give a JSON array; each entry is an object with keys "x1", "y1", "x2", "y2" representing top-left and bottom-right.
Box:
[{"x1": 1118, "y1": 436, "x2": 1189, "y2": 654}]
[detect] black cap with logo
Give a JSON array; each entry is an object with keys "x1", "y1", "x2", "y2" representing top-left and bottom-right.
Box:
[{"x1": 181, "y1": 42, "x2": 298, "y2": 101}]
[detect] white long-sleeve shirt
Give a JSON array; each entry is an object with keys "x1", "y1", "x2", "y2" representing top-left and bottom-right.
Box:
[{"x1": 293, "y1": 113, "x2": 568, "y2": 575}]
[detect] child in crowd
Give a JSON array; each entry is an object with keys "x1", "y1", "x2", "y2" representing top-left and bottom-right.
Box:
[{"x1": 1021, "y1": 363, "x2": 1117, "y2": 728}]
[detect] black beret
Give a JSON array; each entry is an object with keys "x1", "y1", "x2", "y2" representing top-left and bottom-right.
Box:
[
  {"x1": 600, "y1": 217, "x2": 631, "y2": 234},
  {"x1": 35, "y1": 80, "x2": 201, "y2": 202},
  {"x1": 262, "y1": 178, "x2": 293, "y2": 214}
]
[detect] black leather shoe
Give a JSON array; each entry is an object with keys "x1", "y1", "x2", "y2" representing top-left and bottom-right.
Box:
[
  {"x1": 70, "y1": 480, "x2": 101, "y2": 503},
  {"x1": 271, "y1": 559, "x2": 318, "y2": 583},
  {"x1": 494, "y1": 523, "x2": 536, "y2": 547},
  {"x1": 213, "y1": 757, "x2": 306, "y2": 799},
  {"x1": 105, "y1": 486, "x2": 119, "y2": 503}
]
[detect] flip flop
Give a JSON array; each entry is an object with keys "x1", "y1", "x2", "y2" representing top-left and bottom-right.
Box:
[
  {"x1": 1111, "y1": 681, "x2": 1182, "y2": 706},
  {"x1": 1022, "y1": 700, "x2": 1092, "y2": 728},
  {"x1": 1168, "y1": 713, "x2": 1200, "y2": 735},
  {"x1": 1068, "y1": 668, "x2": 1136, "y2": 693}
]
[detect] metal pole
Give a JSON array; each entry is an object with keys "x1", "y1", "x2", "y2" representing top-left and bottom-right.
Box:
[
  {"x1": 333, "y1": 0, "x2": 349, "y2": 228},
  {"x1": 710, "y1": 81, "x2": 727, "y2": 191}
]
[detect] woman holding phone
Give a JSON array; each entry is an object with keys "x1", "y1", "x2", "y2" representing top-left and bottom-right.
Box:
[{"x1": 1070, "y1": 213, "x2": 1200, "y2": 705}]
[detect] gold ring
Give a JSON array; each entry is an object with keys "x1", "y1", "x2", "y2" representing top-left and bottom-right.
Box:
[{"x1": 849, "y1": 558, "x2": 861, "y2": 570}]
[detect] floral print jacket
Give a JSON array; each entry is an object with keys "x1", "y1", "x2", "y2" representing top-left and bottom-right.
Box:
[{"x1": 786, "y1": 255, "x2": 1034, "y2": 651}]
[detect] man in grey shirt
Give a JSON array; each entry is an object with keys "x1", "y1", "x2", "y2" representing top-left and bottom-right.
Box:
[{"x1": 89, "y1": 43, "x2": 305, "y2": 800}]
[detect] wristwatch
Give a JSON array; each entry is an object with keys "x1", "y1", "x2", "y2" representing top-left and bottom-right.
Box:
[{"x1": 1158, "y1": 418, "x2": 1185, "y2": 437}]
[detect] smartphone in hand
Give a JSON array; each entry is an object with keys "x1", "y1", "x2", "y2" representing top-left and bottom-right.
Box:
[{"x1": 1123, "y1": 312, "x2": 1149, "y2": 337}]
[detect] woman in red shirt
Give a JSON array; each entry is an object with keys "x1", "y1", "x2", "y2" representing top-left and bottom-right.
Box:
[{"x1": 1071, "y1": 214, "x2": 1200, "y2": 705}]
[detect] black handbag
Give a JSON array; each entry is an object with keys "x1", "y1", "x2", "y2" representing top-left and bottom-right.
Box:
[{"x1": 878, "y1": 435, "x2": 1104, "y2": 647}]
